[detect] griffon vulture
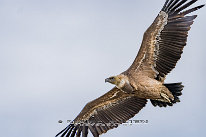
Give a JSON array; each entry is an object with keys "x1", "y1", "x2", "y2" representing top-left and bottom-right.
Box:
[{"x1": 56, "y1": 0, "x2": 204, "y2": 137}]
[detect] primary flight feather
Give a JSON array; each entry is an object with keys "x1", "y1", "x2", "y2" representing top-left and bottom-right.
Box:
[{"x1": 56, "y1": 0, "x2": 204, "y2": 136}]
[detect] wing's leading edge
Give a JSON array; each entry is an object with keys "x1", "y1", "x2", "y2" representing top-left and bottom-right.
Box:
[
  {"x1": 56, "y1": 88, "x2": 147, "y2": 137},
  {"x1": 125, "y1": 0, "x2": 204, "y2": 81}
]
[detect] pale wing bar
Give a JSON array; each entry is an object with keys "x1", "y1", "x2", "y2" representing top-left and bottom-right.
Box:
[
  {"x1": 56, "y1": 94, "x2": 147, "y2": 137},
  {"x1": 155, "y1": 0, "x2": 204, "y2": 79}
]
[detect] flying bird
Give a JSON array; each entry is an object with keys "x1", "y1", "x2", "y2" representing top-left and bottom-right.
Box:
[{"x1": 56, "y1": 0, "x2": 204, "y2": 137}]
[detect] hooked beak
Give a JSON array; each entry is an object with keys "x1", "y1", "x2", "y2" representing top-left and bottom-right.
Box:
[{"x1": 105, "y1": 78, "x2": 110, "y2": 83}]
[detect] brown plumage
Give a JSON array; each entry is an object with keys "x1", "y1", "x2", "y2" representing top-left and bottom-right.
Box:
[{"x1": 56, "y1": 0, "x2": 204, "y2": 137}]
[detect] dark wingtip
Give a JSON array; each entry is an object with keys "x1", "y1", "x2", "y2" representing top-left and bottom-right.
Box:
[
  {"x1": 55, "y1": 124, "x2": 75, "y2": 137},
  {"x1": 161, "y1": 0, "x2": 205, "y2": 16},
  {"x1": 180, "y1": 4, "x2": 205, "y2": 16},
  {"x1": 199, "y1": 4, "x2": 205, "y2": 8},
  {"x1": 55, "y1": 126, "x2": 69, "y2": 137},
  {"x1": 199, "y1": 4, "x2": 206, "y2": 9}
]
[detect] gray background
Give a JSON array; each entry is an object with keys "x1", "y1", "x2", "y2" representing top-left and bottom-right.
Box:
[{"x1": 0, "y1": 0, "x2": 206, "y2": 137}]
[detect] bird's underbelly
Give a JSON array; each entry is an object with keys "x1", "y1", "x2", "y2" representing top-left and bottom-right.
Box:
[
  {"x1": 133, "y1": 87, "x2": 161, "y2": 99},
  {"x1": 131, "y1": 76, "x2": 165, "y2": 99}
]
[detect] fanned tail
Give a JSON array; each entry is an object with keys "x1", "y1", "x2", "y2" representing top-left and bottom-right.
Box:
[{"x1": 151, "y1": 82, "x2": 184, "y2": 107}]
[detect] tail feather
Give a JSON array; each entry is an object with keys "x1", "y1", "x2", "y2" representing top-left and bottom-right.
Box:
[{"x1": 151, "y1": 82, "x2": 184, "y2": 107}]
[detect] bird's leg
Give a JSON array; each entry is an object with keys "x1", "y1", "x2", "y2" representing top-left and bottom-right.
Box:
[{"x1": 160, "y1": 92, "x2": 171, "y2": 103}]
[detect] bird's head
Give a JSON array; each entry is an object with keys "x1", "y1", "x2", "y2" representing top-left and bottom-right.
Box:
[{"x1": 105, "y1": 76, "x2": 122, "y2": 86}]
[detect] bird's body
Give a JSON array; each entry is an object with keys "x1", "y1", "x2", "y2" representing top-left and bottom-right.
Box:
[
  {"x1": 56, "y1": 0, "x2": 204, "y2": 137},
  {"x1": 108, "y1": 73, "x2": 173, "y2": 101}
]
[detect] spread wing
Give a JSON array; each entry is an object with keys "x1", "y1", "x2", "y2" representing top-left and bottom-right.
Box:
[
  {"x1": 56, "y1": 87, "x2": 147, "y2": 137},
  {"x1": 125, "y1": 0, "x2": 204, "y2": 81}
]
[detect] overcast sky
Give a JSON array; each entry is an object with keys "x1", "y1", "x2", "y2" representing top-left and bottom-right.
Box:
[{"x1": 0, "y1": 0, "x2": 206, "y2": 137}]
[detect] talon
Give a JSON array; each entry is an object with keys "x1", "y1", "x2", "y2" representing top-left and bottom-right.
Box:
[{"x1": 160, "y1": 93, "x2": 171, "y2": 103}]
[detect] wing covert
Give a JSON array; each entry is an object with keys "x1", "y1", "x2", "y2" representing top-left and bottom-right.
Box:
[
  {"x1": 124, "y1": 0, "x2": 204, "y2": 81},
  {"x1": 56, "y1": 87, "x2": 147, "y2": 137}
]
